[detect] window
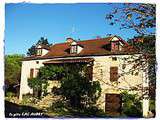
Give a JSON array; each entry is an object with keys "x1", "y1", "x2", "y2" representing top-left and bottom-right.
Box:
[
  {"x1": 110, "y1": 67, "x2": 118, "y2": 82},
  {"x1": 37, "y1": 49, "x2": 42, "y2": 56},
  {"x1": 30, "y1": 68, "x2": 34, "y2": 78},
  {"x1": 35, "y1": 68, "x2": 39, "y2": 77},
  {"x1": 70, "y1": 45, "x2": 77, "y2": 54},
  {"x1": 122, "y1": 64, "x2": 126, "y2": 69},
  {"x1": 85, "y1": 66, "x2": 93, "y2": 80},
  {"x1": 111, "y1": 41, "x2": 119, "y2": 51},
  {"x1": 112, "y1": 57, "x2": 117, "y2": 61}
]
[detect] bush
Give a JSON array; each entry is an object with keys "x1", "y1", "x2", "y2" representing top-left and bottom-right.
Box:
[
  {"x1": 20, "y1": 94, "x2": 39, "y2": 105},
  {"x1": 28, "y1": 77, "x2": 49, "y2": 98},
  {"x1": 82, "y1": 106, "x2": 107, "y2": 117},
  {"x1": 149, "y1": 99, "x2": 155, "y2": 116},
  {"x1": 121, "y1": 91, "x2": 142, "y2": 117},
  {"x1": 6, "y1": 92, "x2": 15, "y2": 98}
]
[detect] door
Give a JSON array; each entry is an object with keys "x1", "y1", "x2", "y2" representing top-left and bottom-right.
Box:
[{"x1": 105, "y1": 94, "x2": 122, "y2": 116}]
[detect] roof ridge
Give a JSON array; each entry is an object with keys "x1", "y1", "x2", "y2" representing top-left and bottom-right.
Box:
[{"x1": 51, "y1": 37, "x2": 112, "y2": 47}]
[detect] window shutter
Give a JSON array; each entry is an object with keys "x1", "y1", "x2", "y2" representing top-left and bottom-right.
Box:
[
  {"x1": 30, "y1": 68, "x2": 34, "y2": 78},
  {"x1": 86, "y1": 66, "x2": 93, "y2": 80},
  {"x1": 35, "y1": 68, "x2": 39, "y2": 77},
  {"x1": 110, "y1": 67, "x2": 118, "y2": 82}
]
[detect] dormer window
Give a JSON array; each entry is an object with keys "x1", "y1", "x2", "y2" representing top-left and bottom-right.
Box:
[
  {"x1": 35, "y1": 44, "x2": 49, "y2": 56},
  {"x1": 67, "y1": 38, "x2": 83, "y2": 54},
  {"x1": 37, "y1": 49, "x2": 42, "y2": 56},
  {"x1": 111, "y1": 41, "x2": 119, "y2": 51},
  {"x1": 110, "y1": 36, "x2": 124, "y2": 52},
  {"x1": 70, "y1": 41, "x2": 78, "y2": 54},
  {"x1": 71, "y1": 45, "x2": 77, "y2": 54}
]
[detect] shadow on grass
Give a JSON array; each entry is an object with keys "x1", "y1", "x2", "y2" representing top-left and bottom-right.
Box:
[{"x1": 5, "y1": 100, "x2": 50, "y2": 118}]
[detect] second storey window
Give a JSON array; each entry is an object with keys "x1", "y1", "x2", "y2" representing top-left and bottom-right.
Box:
[
  {"x1": 30, "y1": 68, "x2": 34, "y2": 78},
  {"x1": 70, "y1": 45, "x2": 77, "y2": 54},
  {"x1": 35, "y1": 68, "x2": 39, "y2": 77},
  {"x1": 85, "y1": 65, "x2": 93, "y2": 80},
  {"x1": 110, "y1": 67, "x2": 118, "y2": 82}
]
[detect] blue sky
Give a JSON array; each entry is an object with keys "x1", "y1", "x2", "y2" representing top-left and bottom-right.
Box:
[{"x1": 5, "y1": 3, "x2": 138, "y2": 55}]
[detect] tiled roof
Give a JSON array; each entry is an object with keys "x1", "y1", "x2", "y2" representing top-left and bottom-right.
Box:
[
  {"x1": 36, "y1": 44, "x2": 50, "y2": 50},
  {"x1": 23, "y1": 36, "x2": 137, "y2": 61}
]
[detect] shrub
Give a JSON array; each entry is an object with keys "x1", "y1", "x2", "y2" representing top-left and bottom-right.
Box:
[
  {"x1": 120, "y1": 91, "x2": 142, "y2": 117},
  {"x1": 149, "y1": 99, "x2": 155, "y2": 116},
  {"x1": 28, "y1": 77, "x2": 49, "y2": 98},
  {"x1": 6, "y1": 92, "x2": 15, "y2": 98},
  {"x1": 20, "y1": 94, "x2": 39, "y2": 105}
]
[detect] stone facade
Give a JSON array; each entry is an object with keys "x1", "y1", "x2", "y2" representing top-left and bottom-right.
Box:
[{"x1": 19, "y1": 55, "x2": 149, "y2": 117}]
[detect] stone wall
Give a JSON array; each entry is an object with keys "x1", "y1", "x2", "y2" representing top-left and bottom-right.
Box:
[
  {"x1": 19, "y1": 55, "x2": 143, "y2": 104},
  {"x1": 92, "y1": 55, "x2": 143, "y2": 110}
]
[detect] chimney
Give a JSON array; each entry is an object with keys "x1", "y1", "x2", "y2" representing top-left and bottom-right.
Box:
[{"x1": 66, "y1": 37, "x2": 74, "y2": 43}]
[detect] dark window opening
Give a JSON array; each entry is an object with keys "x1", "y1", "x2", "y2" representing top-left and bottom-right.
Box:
[
  {"x1": 35, "y1": 68, "x2": 39, "y2": 77},
  {"x1": 112, "y1": 57, "x2": 117, "y2": 61},
  {"x1": 85, "y1": 65, "x2": 93, "y2": 80},
  {"x1": 110, "y1": 67, "x2": 118, "y2": 82},
  {"x1": 30, "y1": 68, "x2": 34, "y2": 78}
]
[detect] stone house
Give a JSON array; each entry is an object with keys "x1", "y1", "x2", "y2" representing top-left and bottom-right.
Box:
[{"x1": 19, "y1": 35, "x2": 150, "y2": 117}]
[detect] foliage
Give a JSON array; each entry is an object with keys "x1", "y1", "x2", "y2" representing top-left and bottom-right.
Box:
[
  {"x1": 51, "y1": 101, "x2": 68, "y2": 113},
  {"x1": 5, "y1": 54, "x2": 24, "y2": 96},
  {"x1": 106, "y1": 3, "x2": 156, "y2": 100},
  {"x1": 59, "y1": 64, "x2": 101, "y2": 109},
  {"x1": 106, "y1": 3, "x2": 155, "y2": 35},
  {"x1": 38, "y1": 65, "x2": 65, "y2": 80},
  {"x1": 51, "y1": 101, "x2": 106, "y2": 117},
  {"x1": 38, "y1": 64, "x2": 101, "y2": 110},
  {"x1": 6, "y1": 92, "x2": 15, "y2": 98},
  {"x1": 20, "y1": 94, "x2": 39, "y2": 105},
  {"x1": 5, "y1": 54, "x2": 24, "y2": 85},
  {"x1": 27, "y1": 45, "x2": 37, "y2": 56},
  {"x1": 27, "y1": 37, "x2": 52, "y2": 56},
  {"x1": 28, "y1": 77, "x2": 49, "y2": 97},
  {"x1": 127, "y1": 35, "x2": 156, "y2": 99},
  {"x1": 149, "y1": 100, "x2": 155, "y2": 114},
  {"x1": 120, "y1": 91, "x2": 142, "y2": 117},
  {"x1": 28, "y1": 78, "x2": 43, "y2": 91},
  {"x1": 128, "y1": 35, "x2": 155, "y2": 54}
]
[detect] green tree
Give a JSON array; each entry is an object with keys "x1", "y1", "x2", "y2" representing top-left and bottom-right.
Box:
[
  {"x1": 5, "y1": 54, "x2": 24, "y2": 94},
  {"x1": 120, "y1": 91, "x2": 142, "y2": 117},
  {"x1": 31, "y1": 64, "x2": 101, "y2": 110},
  {"x1": 59, "y1": 64, "x2": 101, "y2": 109},
  {"x1": 27, "y1": 37, "x2": 51, "y2": 56}
]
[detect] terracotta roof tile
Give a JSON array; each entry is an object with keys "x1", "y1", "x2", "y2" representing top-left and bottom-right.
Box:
[{"x1": 23, "y1": 36, "x2": 137, "y2": 61}]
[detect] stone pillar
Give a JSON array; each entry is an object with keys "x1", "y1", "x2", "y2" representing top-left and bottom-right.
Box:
[
  {"x1": 142, "y1": 62, "x2": 149, "y2": 117},
  {"x1": 19, "y1": 61, "x2": 33, "y2": 101}
]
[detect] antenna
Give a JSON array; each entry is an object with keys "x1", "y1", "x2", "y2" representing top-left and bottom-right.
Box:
[{"x1": 70, "y1": 25, "x2": 76, "y2": 37}]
